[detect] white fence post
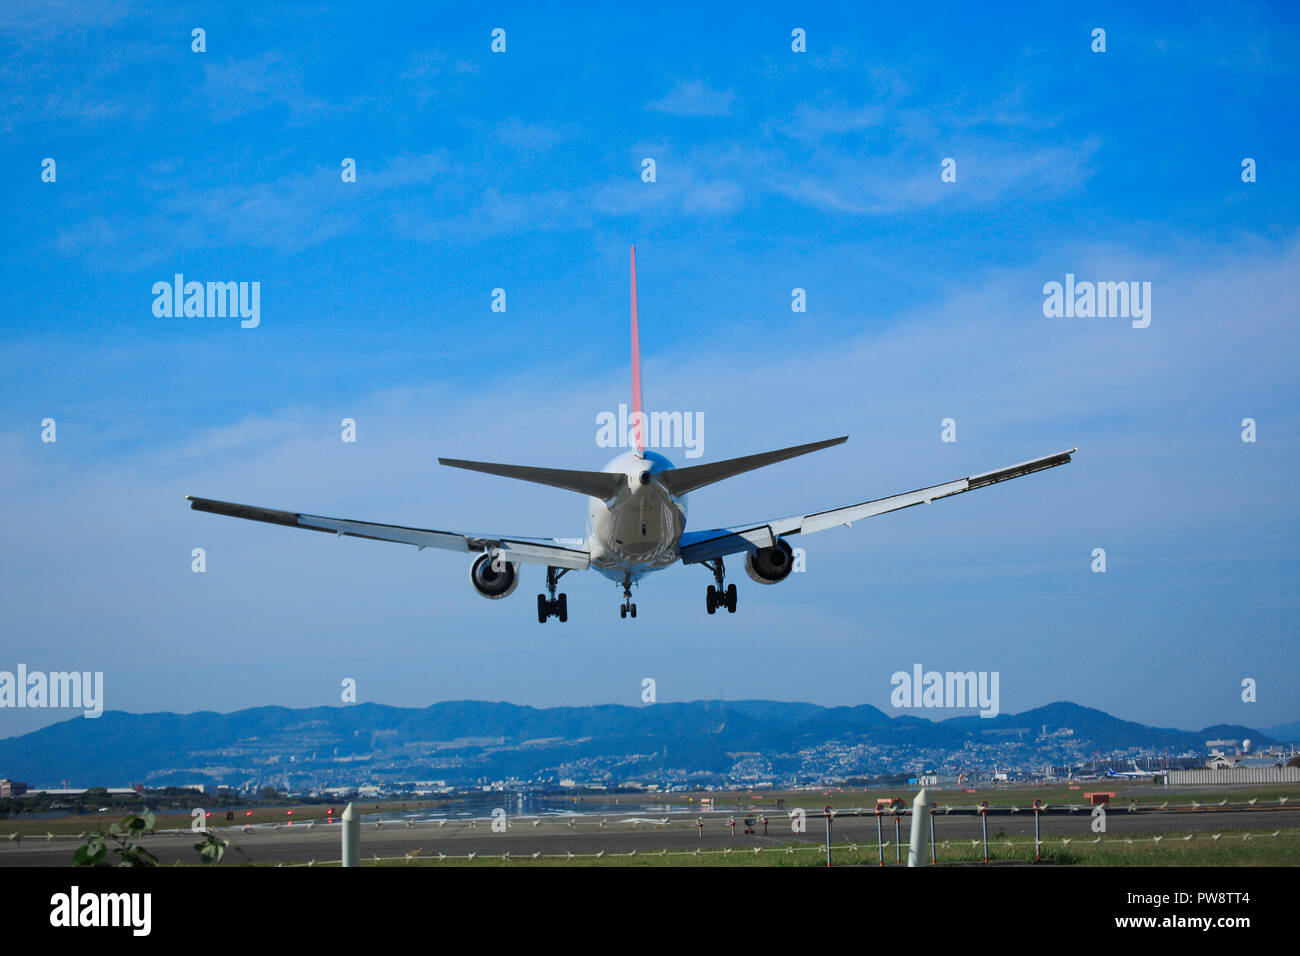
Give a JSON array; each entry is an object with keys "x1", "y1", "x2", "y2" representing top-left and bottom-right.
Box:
[
  {"x1": 342, "y1": 802, "x2": 359, "y2": 867},
  {"x1": 907, "y1": 789, "x2": 929, "y2": 867}
]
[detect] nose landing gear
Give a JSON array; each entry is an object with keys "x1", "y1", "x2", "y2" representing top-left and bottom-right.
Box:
[
  {"x1": 703, "y1": 558, "x2": 737, "y2": 614},
  {"x1": 537, "y1": 566, "x2": 569, "y2": 623}
]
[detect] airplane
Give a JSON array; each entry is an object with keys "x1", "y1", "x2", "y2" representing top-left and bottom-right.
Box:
[
  {"x1": 1105, "y1": 761, "x2": 1165, "y2": 780},
  {"x1": 187, "y1": 247, "x2": 1077, "y2": 622}
]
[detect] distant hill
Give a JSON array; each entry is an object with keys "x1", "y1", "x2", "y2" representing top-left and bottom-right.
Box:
[
  {"x1": 942, "y1": 701, "x2": 1272, "y2": 752},
  {"x1": 1265, "y1": 721, "x2": 1300, "y2": 742},
  {"x1": 0, "y1": 699, "x2": 1285, "y2": 789}
]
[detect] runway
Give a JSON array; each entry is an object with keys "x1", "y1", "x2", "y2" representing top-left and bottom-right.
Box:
[{"x1": 2, "y1": 804, "x2": 1297, "y2": 866}]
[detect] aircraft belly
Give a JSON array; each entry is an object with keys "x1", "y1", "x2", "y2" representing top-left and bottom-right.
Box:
[{"x1": 590, "y1": 489, "x2": 682, "y2": 576}]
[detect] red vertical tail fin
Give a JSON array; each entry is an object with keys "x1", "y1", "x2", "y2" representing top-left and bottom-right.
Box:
[{"x1": 630, "y1": 245, "x2": 644, "y2": 456}]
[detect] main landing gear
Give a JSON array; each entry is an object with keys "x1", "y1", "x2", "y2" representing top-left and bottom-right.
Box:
[
  {"x1": 538, "y1": 566, "x2": 569, "y2": 623},
  {"x1": 619, "y1": 575, "x2": 637, "y2": 619},
  {"x1": 703, "y1": 558, "x2": 737, "y2": 615}
]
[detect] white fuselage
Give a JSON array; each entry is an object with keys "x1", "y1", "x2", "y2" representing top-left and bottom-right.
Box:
[{"x1": 586, "y1": 450, "x2": 687, "y2": 583}]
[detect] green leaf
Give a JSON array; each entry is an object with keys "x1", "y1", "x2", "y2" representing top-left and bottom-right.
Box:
[
  {"x1": 196, "y1": 833, "x2": 227, "y2": 864},
  {"x1": 72, "y1": 835, "x2": 108, "y2": 867}
]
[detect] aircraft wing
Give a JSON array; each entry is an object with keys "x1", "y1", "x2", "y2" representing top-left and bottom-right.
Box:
[
  {"x1": 186, "y1": 496, "x2": 590, "y2": 570},
  {"x1": 678, "y1": 448, "x2": 1076, "y2": 564}
]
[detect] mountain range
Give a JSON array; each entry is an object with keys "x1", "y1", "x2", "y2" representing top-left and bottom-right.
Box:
[{"x1": 0, "y1": 700, "x2": 1290, "y2": 789}]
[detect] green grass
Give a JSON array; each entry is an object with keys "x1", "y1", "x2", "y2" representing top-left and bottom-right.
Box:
[
  {"x1": 358, "y1": 827, "x2": 1300, "y2": 867},
  {"x1": 0, "y1": 799, "x2": 441, "y2": 837},
  {"x1": 680, "y1": 782, "x2": 1296, "y2": 811}
]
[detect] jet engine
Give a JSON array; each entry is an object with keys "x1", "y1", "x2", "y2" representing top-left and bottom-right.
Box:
[
  {"x1": 744, "y1": 538, "x2": 795, "y2": 585},
  {"x1": 470, "y1": 552, "x2": 519, "y2": 599}
]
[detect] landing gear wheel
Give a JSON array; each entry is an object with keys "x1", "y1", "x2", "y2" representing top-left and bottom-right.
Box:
[
  {"x1": 704, "y1": 559, "x2": 734, "y2": 617},
  {"x1": 619, "y1": 575, "x2": 637, "y2": 620},
  {"x1": 539, "y1": 566, "x2": 571, "y2": 623}
]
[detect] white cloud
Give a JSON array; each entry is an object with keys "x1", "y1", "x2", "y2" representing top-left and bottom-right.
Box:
[
  {"x1": 54, "y1": 153, "x2": 447, "y2": 265},
  {"x1": 494, "y1": 120, "x2": 567, "y2": 153},
  {"x1": 198, "y1": 52, "x2": 333, "y2": 122},
  {"x1": 788, "y1": 102, "x2": 884, "y2": 136},
  {"x1": 648, "y1": 79, "x2": 734, "y2": 116}
]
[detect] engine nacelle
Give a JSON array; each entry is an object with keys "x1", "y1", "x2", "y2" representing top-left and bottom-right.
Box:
[
  {"x1": 744, "y1": 538, "x2": 795, "y2": 585},
  {"x1": 470, "y1": 552, "x2": 519, "y2": 599}
]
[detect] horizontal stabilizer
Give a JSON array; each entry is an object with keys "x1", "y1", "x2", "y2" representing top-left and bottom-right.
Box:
[
  {"x1": 659, "y1": 436, "x2": 847, "y2": 497},
  {"x1": 438, "y1": 457, "x2": 626, "y2": 500}
]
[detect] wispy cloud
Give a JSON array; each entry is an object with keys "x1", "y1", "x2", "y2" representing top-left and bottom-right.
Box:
[
  {"x1": 786, "y1": 102, "x2": 885, "y2": 136},
  {"x1": 170, "y1": 413, "x2": 308, "y2": 461},
  {"x1": 493, "y1": 119, "x2": 567, "y2": 153},
  {"x1": 0, "y1": 0, "x2": 137, "y2": 44},
  {"x1": 648, "y1": 79, "x2": 734, "y2": 116},
  {"x1": 198, "y1": 52, "x2": 337, "y2": 122},
  {"x1": 54, "y1": 153, "x2": 447, "y2": 266},
  {"x1": 399, "y1": 47, "x2": 479, "y2": 81},
  {"x1": 771, "y1": 139, "x2": 1098, "y2": 215},
  {"x1": 396, "y1": 47, "x2": 480, "y2": 105}
]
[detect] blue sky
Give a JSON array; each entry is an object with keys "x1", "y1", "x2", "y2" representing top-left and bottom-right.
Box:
[{"x1": 1, "y1": 1, "x2": 1297, "y2": 739}]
